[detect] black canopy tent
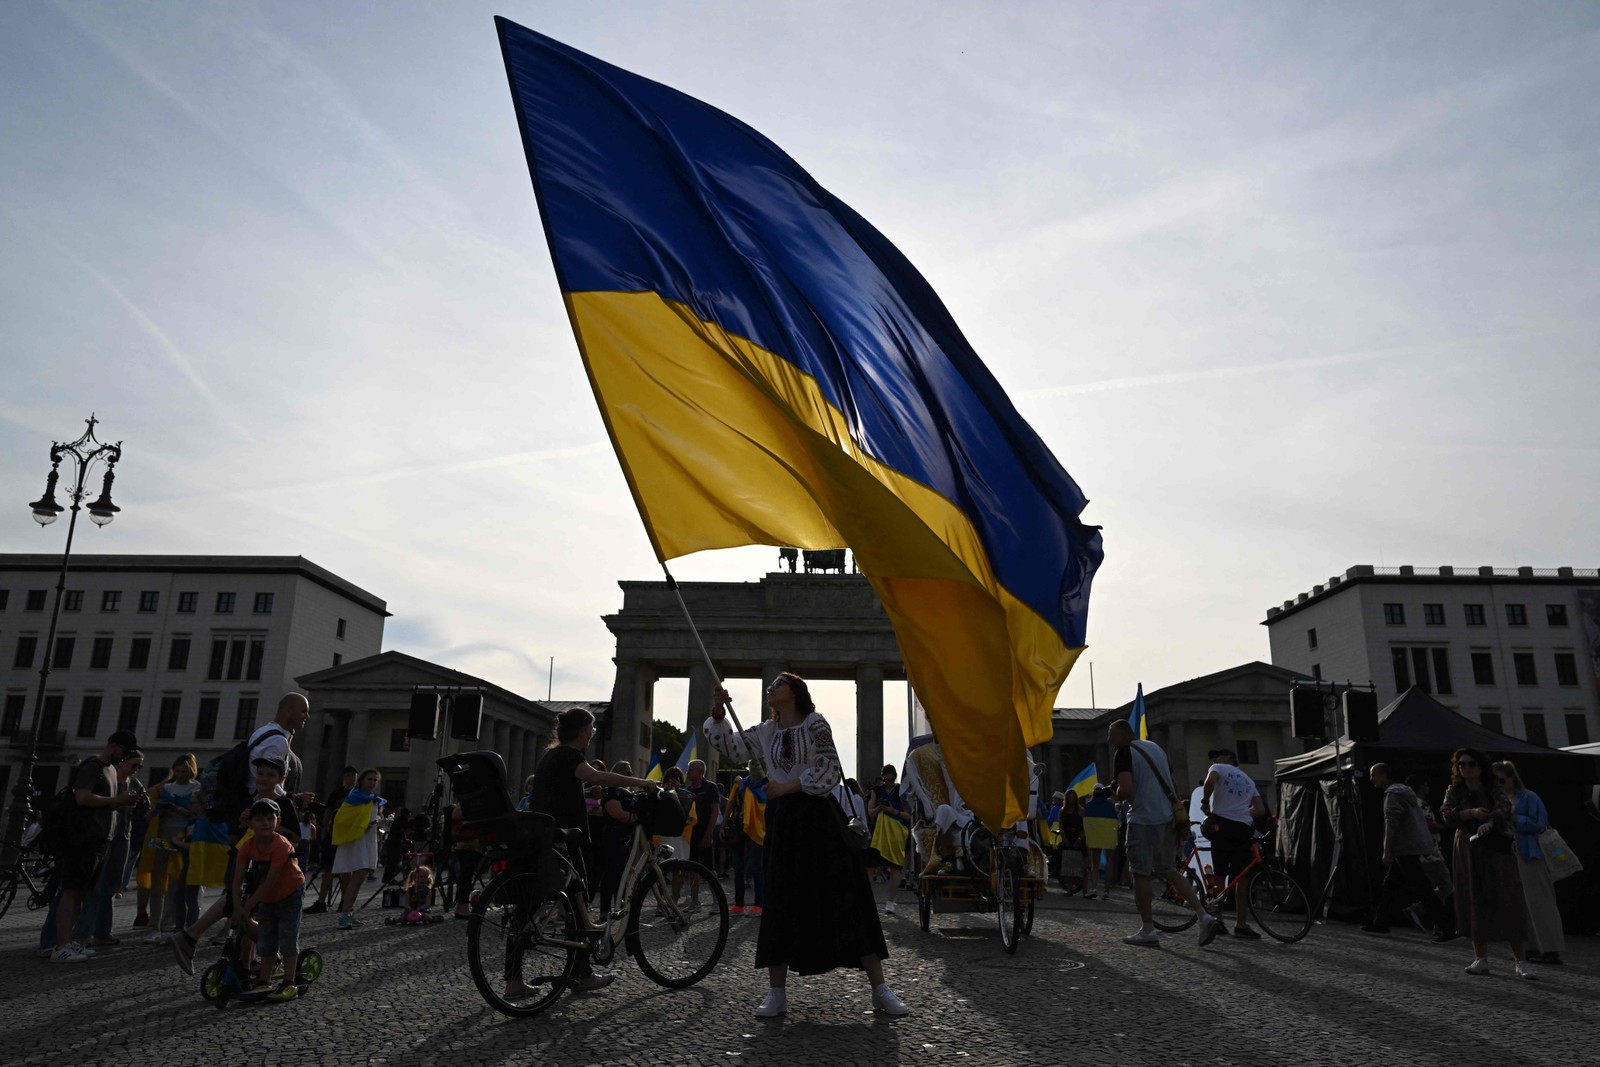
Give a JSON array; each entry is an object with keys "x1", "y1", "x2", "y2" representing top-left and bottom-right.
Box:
[{"x1": 1274, "y1": 687, "x2": 1600, "y2": 927}]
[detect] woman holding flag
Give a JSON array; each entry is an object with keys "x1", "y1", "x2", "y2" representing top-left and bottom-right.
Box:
[
  {"x1": 330, "y1": 769, "x2": 390, "y2": 930},
  {"x1": 707, "y1": 673, "x2": 909, "y2": 1018}
]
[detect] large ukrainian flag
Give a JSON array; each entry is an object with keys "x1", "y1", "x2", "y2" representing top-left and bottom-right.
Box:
[{"x1": 497, "y1": 20, "x2": 1103, "y2": 829}]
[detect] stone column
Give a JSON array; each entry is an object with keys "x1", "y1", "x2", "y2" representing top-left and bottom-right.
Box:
[
  {"x1": 406, "y1": 724, "x2": 436, "y2": 810},
  {"x1": 687, "y1": 660, "x2": 716, "y2": 771},
  {"x1": 507, "y1": 725, "x2": 525, "y2": 788},
  {"x1": 344, "y1": 707, "x2": 369, "y2": 778},
  {"x1": 522, "y1": 730, "x2": 542, "y2": 792},
  {"x1": 856, "y1": 662, "x2": 885, "y2": 786},
  {"x1": 1165, "y1": 720, "x2": 1189, "y2": 796},
  {"x1": 494, "y1": 718, "x2": 512, "y2": 761},
  {"x1": 606, "y1": 658, "x2": 654, "y2": 771}
]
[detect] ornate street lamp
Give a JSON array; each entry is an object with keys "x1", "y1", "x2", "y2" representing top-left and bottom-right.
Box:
[{"x1": 3, "y1": 416, "x2": 123, "y2": 859}]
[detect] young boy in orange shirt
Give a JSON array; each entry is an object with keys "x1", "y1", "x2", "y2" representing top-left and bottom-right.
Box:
[{"x1": 232, "y1": 798, "x2": 305, "y2": 1002}]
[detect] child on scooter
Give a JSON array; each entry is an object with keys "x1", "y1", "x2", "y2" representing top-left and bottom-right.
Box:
[{"x1": 232, "y1": 798, "x2": 305, "y2": 1003}]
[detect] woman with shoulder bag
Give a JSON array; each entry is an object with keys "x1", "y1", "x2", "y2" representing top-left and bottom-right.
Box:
[
  {"x1": 1493, "y1": 760, "x2": 1564, "y2": 966},
  {"x1": 1441, "y1": 748, "x2": 1533, "y2": 979},
  {"x1": 866, "y1": 766, "x2": 911, "y2": 915}
]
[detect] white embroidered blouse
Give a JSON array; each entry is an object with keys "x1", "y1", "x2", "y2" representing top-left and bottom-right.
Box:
[{"x1": 702, "y1": 712, "x2": 842, "y2": 796}]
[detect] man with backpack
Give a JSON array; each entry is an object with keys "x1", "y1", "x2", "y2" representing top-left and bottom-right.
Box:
[{"x1": 45, "y1": 729, "x2": 143, "y2": 963}]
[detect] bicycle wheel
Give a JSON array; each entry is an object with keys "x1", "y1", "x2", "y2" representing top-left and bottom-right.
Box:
[
  {"x1": 1247, "y1": 868, "x2": 1313, "y2": 943},
  {"x1": 997, "y1": 854, "x2": 1023, "y2": 954},
  {"x1": 467, "y1": 870, "x2": 578, "y2": 1018},
  {"x1": 0, "y1": 870, "x2": 18, "y2": 921},
  {"x1": 296, "y1": 949, "x2": 324, "y2": 984},
  {"x1": 1150, "y1": 868, "x2": 1204, "y2": 932},
  {"x1": 918, "y1": 880, "x2": 932, "y2": 932},
  {"x1": 627, "y1": 858, "x2": 728, "y2": 988}
]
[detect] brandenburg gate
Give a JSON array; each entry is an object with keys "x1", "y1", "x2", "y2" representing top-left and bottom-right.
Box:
[{"x1": 602, "y1": 567, "x2": 906, "y2": 784}]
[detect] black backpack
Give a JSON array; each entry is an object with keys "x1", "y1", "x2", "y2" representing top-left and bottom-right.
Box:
[
  {"x1": 198, "y1": 725, "x2": 285, "y2": 820},
  {"x1": 35, "y1": 760, "x2": 98, "y2": 857}
]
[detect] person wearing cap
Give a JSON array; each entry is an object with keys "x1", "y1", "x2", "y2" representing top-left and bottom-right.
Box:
[
  {"x1": 171, "y1": 756, "x2": 299, "y2": 973},
  {"x1": 1200, "y1": 747, "x2": 1266, "y2": 940},
  {"x1": 44, "y1": 730, "x2": 144, "y2": 964},
  {"x1": 231, "y1": 798, "x2": 306, "y2": 1002}
]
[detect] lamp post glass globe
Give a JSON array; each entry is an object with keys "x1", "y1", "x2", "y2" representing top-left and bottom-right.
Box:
[{"x1": 31, "y1": 506, "x2": 60, "y2": 526}]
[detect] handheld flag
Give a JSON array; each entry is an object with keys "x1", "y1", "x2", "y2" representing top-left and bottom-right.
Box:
[
  {"x1": 645, "y1": 752, "x2": 663, "y2": 783},
  {"x1": 1066, "y1": 761, "x2": 1098, "y2": 799},
  {"x1": 675, "y1": 733, "x2": 698, "y2": 774},
  {"x1": 496, "y1": 19, "x2": 1103, "y2": 829},
  {"x1": 1128, "y1": 684, "x2": 1149, "y2": 741}
]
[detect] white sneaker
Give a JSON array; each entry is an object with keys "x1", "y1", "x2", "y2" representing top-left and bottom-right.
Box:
[
  {"x1": 145, "y1": 933, "x2": 170, "y2": 945},
  {"x1": 1465, "y1": 957, "x2": 1491, "y2": 976},
  {"x1": 884, "y1": 900, "x2": 896, "y2": 915},
  {"x1": 1515, "y1": 961, "x2": 1539, "y2": 981},
  {"x1": 50, "y1": 946, "x2": 89, "y2": 964},
  {"x1": 872, "y1": 983, "x2": 910, "y2": 1016},
  {"x1": 755, "y1": 988, "x2": 788, "y2": 1018},
  {"x1": 1122, "y1": 928, "x2": 1161, "y2": 947},
  {"x1": 67, "y1": 941, "x2": 96, "y2": 957}
]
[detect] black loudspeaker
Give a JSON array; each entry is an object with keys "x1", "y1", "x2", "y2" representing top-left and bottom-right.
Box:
[
  {"x1": 407, "y1": 692, "x2": 440, "y2": 739},
  {"x1": 450, "y1": 691, "x2": 484, "y2": 741},
  {"x1": 1290, "y1": 687, "x2": 1326, "y2": 739},
  {"x1": 1343, "y1": 690, "x2": 1380, "y2": 743}
]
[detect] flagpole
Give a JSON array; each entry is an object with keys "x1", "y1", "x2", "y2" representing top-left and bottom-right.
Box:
[
  {"x1": 1089, "y1": 662, "x2": 1096, "y2": 710},
  {"x1": 662, "y1": 564, "x2": 762, "y2": 774}
]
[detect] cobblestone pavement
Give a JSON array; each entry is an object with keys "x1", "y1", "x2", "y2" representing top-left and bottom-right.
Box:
[{"x1": 3, "y1": 877, "x2": 1595, "y2": 1067}]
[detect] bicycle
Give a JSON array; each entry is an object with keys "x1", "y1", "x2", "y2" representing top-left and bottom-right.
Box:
[
  {"x1": 0, "y1": 841, "x2": 59, "y2": 921},
  {"x1": 439, "y1": 751, "x2": 730, "y2": 1018},
  {"x1": 1150, "y1": 821, "x2": 1313, "y2": 943},
  {"x1": 916, "y1": 821, "x2": 1042, "y2": 954}
]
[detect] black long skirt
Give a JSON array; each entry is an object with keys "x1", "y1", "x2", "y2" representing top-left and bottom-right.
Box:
[{"x1": 755, "y1": 792, "x2": 889, "y2": 975}]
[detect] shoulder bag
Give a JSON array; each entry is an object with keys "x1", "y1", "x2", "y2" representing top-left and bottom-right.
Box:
[{"x1": 1538, "y1": 826, "x2": 1584, "y2": 881}]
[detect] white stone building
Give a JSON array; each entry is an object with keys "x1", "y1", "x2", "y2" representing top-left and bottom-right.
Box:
[
  {"x1": 1264, "y1": 564, "x2": 1600, "y2": 748},
  {"x1": 0, "y1": 554, "x2": 386, "y2": 797}
]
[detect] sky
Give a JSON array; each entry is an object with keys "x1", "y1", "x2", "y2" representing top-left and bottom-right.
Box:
[{"x1": 3, "y1": 2, "x2": 1598, "y2": 777}]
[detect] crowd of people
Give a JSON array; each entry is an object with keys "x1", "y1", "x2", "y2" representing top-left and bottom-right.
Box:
[{"x1": 23, "y1": 681, "x2": 1579, "y2": 1017}]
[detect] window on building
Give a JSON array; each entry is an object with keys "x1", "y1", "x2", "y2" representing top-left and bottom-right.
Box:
[
  {"x1": 195, "y1": 696, "x2": 220, "y2": 741},
  {"x1": 332, "y1": 653, "x2": 342, "y2": 667},
  {"x1": 1391, "y1": 648, "x2": 1410, "y2": 691},
  {"x1": 157, "y1": 695, "x2": 181, "y2": 739},
  {"x1": 77, "y1": 694, "x2": 102, "y2": 738},
  {"x1": 208, "y1": 640, "x2": 227, "y2": 681},
  {"x1": 390, "y1": 728, "x2": 411, "y2": 752},
  {"x1": 1383, "y1": 603, "x2": 1405, "y2": 625},
  {"x1": 101, "y1": 590, "x2": 121, "y2": 612},
  {"x1": 1471, "y1": 652, "x2": 1495, "y2": 686},
  {"x1": 26, "y1": 589, "x2": 48, "y2": 611},
  {"x1": 1513, "y1": 652, "x2": 1537, "y2": 686},
  {"x1": 228, "y1": 638, "x2": 248, "y2": 681},
  {"x1": 336, "y1": 618, "x2": 347, "y2": 640},
  {"x1": 1566, "y1": 714, "x2": 1591, "y2": 747},
  {"x1": 233, "y1": 696, "x2": 259, "y2": 740},
  {"x1": 1237, "y1": 740, "x2": 1260, "y2": 764},
  {"x1": 127, "y1": 636, "x2": 151, "y2": 671},
  {"x1": 138, "y1": 591, "x2": 160, "y2": 612},
  {"x1": 1423, "y1": 603, "x2": 1445, "y2": 626},
  {"x1": 247, "y1": 637, "x2": 265, "y2": 681},
  {"x1": 1524, "y1": 713, "x2": 1548, "y2": 747},
  {"x1": 177, "y1": 591, "x2": 198, "y2": 613},
  {"x1": 13, "y1": 635, "x2": 38, "y2": 670},
  {"x1": 167, "y1": 637, "x2": 191, "y2": 671},
  {"x1": 1431, "y1": 648, "x2": 1453, "y2": 695},
  {"x1": 253, "y1": 592, "x2": 274, "y2": 614},
  {"x1": 2, "y1": 693, "x2": 26, "y2": 736},
  {"x1": 216, "y1": 592, "x2": 236, "y2": 614},
  {"x1": 1546, "y1": 604, "x2": 1568, "y2": 627},
  {"x1": 1554, "y1": 653, "x2": 1579, "y2": 687},
  {"x1": 63, "y1": 590, "x2": 83, "y2": 612},
  {"x1": 117, "y1": 694, "x2": 141, "y2": 733},
  {"x1": 1310, "y1": 663, "x2": 1322, "y2": 680},
  {"x1": 39, "y1": 694, "x2": 63, "y2": 739},
  {"x1": 1464, "y1": 603, "x2": 1486, "y2": 626},
  {"x1": 1411, "y1": 648, "x2": 1432, "y2": 694},
  {"x1": 1307, "y1": 627, "x2": 1317, "y2": 650},
  {"x1": 1505, "y1": 603, "x2": 1527, "y2": 626},
  {"x1": 1480, "y1": 711, "x2": 1503, "y2": 733},
  {"x1": 0, "y1": 589, "x2": 9, "y2": 610},
  {"x1": 89, "y1": 636, "x2": 113, "y2": 669},
  {"x1": 52, "y1": 636, "x2": 75, "y2": 670}
]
